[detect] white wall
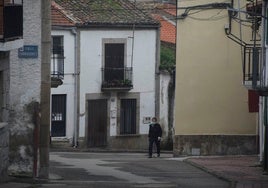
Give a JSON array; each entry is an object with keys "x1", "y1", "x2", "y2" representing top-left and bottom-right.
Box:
[
  {"x1": 79, "y1": 29, "x2": 157, "y2": 137},
  {"x1": 51, "y1": 30, "x2": 75, "y2": 140},
  {"x1": 159, "y1": 72, "x2": 171, "y2": 136}
]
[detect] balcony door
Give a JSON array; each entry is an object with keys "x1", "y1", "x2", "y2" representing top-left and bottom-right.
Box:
[{"x1": 104, "y1": 43, "x2": 124, "y2": 82}]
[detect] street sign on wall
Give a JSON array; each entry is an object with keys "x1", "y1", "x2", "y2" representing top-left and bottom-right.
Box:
[{"x1": 18, "y1": 45, "x2": 38, "y2": 58}]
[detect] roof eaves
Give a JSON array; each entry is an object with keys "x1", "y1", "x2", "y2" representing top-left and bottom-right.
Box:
[
  {"x1": 52, "y1": 0, "x2": 79, "y2": 25},
  {"x1": 76, "y1": 22, "x2": 160, "y2": 29}
]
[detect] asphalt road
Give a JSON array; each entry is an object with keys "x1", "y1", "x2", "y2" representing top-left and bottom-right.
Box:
[{"x1": 44, "y1": 152, "x2": 230, "y2": 188}]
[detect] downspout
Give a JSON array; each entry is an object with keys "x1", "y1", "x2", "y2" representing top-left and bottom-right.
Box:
[
  {"x1": 263, "y1": 1, "x2": 268, "y2": 172},
  {"x1": 155, "y1": 25, "x2": 161, "y2": 119},
  {"x1": 259, "y1": 0, "x2": 267, "y2": 163},
  {"x1": 71, "y1": 28, "x2": 79, "y2": 148}
]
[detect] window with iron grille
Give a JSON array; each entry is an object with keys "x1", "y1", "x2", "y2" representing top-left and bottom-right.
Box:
[
  {"x1": 51, "y1": 36, "x2": 64, "y2": 79},
  {"x1": 120, "y1": 99, "x2": 137, "y2": 135}
]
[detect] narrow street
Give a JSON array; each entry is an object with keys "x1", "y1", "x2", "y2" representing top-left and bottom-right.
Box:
[{"x1": 47, "y1": 152, "x2": 230, "y2": 188}]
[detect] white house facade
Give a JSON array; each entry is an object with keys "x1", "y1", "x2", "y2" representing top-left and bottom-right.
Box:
[{"x1": 51, "y1": 0, "x2": 160, "y2": 150}]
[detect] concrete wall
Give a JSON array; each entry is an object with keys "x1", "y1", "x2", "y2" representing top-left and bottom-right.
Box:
[
  {"x1": 0, "y1": 123, "x2": 8, "y2": 182},
  {"x1": 8, "y1": 0, "x2": 42, "y2": 176},
  {"x1": 159, "y1": 71, "x2": 174, "y2": 149},
  {"x1": 0, "y1": 52, "x2": 9, "y2": 181},
  {"x1": 174, "y1": 0, "x2": 258, "y2": 156}
]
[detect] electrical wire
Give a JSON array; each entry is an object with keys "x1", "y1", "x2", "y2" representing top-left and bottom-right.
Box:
[
  {"x1": 186, "y1": 9, "x2": 228, "y2": 21},
  {"x1": 187, "y1": 15, "x2": 228, "y2": 21}
]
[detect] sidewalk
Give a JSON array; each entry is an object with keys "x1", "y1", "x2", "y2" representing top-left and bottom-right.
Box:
[{"x1": 186, "y1": 155, "x2": 268, "y2": 188}]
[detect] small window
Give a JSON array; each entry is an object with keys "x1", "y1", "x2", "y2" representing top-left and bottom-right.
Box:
[
  {"x1": 52, "y1": 36, "x2": 64, "y2": 56},
  {"x1": 120, "y1": 99, "x2": 136, "y2": 135}
]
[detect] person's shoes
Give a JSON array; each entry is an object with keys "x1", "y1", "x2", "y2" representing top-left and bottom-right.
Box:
[{"x1": 157, "y1": 154, "x2": 160, "y2": 157}]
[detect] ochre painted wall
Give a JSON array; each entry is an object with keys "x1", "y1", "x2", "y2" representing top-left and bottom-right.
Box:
[{"x1": 175, "y1": 0, "x2": 257, "y2": 136}]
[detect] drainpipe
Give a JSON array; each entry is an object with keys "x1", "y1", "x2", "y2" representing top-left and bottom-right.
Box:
[
  {"x1": 155, "y1": 26, "x2": 161, "y2": 118},
  {"x1": 71, "y1": 28, "x2": 79, "y2": 148},
  {"x1": 259, "y1": 1, "x2": 268, "y2": 173},
  {"x1": 259, "y1": 1, "x2": 267, "y2": 164}
]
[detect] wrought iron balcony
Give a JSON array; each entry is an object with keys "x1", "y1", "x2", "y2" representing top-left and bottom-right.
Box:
[
  {"x1": 51, "y1": 46, "x2": 64, "y2": 88},
  {"x1": 243, "y1": 45, "x2": 268, "y2": 95},
  {"x1": 101, "y1": 67, "x2": 133, "y2": 91},
  {"x1": 0, "y1": 1, "x2": 23, "y2": 42}
]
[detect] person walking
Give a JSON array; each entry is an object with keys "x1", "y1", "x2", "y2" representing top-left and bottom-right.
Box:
[{"x1": 148, "y1": 117, "x2": 162, "y2": 158}]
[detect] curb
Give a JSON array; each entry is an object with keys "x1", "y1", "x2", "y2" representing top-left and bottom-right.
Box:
[
  {"x1": 184, "y1": 158, "x2": 237, "y2": 188},
  {"x1": 50, "y1": 147, "x2": 173, "y2": 154}
]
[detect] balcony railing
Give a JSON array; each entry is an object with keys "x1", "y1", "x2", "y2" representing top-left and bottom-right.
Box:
[
  {"x1": 51, "y1": 55, "x2": 64, "y2": 80},
  {"x1": 101, "y1": 67, "x2": 133, "y2": 91},
  {"x1": 0, "y1": 1, "x2": 23, "y2": 42},
  {"x1": 242, "y1": 45, "x2": 268, "y2": 95}
]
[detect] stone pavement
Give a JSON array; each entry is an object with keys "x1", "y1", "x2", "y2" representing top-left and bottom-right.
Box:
[{"x1": 186, "y1": 155, "x2": 268, "y2": 188}]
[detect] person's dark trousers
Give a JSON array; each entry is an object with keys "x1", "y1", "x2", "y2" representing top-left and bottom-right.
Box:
[{"x1": 149, "y1": 138, "x2": 160, "y2": 157}]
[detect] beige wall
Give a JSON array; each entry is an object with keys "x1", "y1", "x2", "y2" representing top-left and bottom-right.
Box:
[{"x1": 175, "y1": 0, "x2": 257, "y2": 135}]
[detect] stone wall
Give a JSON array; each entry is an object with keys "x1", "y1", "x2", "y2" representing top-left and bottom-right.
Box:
[
  {"x1": 0, "y1": 123, "x2": 9, "y2": 182},
  {"x1": 108, "y1": 135, "x2": 149, "y2": 151},
  {"x1": 8, "y1": 0, "x2": 42, "y2": 177},
  {"x1": 173, "y1": 135, "x2": 258, "y2": 156}
]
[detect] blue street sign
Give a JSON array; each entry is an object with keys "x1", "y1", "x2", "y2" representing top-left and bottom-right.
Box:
[{"x1": 18, "y1": 45, "x2": 38, "y2": 58}]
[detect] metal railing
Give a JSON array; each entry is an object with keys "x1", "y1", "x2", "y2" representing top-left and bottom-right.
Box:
[
  {"x1": 243, "y1": 46, "x2": 264, "y2": 90},
  {"x1": 101, "y1": 67, "x2": 133, "y2": 90},
  {"x1": 0, "y1": 1, "x2": 23, "y2": 41},
  {"x1": 51, "y1": 55, "x2": 64, "y2": 80}
]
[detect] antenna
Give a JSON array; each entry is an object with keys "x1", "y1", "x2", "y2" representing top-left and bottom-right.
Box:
[{"x1": 131, "y1": 0, "x2": 136, "y2": 68}]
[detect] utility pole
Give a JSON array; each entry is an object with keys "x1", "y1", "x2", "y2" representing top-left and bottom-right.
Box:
[{"x1": 39, "y1": 0, "x2": 51, "y2": 179}]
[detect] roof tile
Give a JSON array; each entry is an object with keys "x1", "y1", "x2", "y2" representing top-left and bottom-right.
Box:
[
  {"x1": 52, "y1": 1, "x2": 75, "y2": 26},
  {"x1": 152, "y1": 14, "x2": 176, "y2": 44},
  {"x1": 53, "y1": 0, "x2": 159, "y2": 27}
]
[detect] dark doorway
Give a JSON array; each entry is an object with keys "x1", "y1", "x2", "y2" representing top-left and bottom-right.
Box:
[
  {"x1": 88, "y1": 99, "x2": 107, "y2": 147},
  {"x1": 51, "y1": 94, "x2": 66, "y2": 137}
]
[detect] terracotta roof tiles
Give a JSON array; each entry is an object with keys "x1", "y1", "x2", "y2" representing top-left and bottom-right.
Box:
[
  {"x1": 52, "y1": 0, "x2": 159, "y2": 28},
  {"x1": 152, "y1": 14, "x2": 176, "y2": 44},
  {"x1": 51, "y1": 1, "x2": 75, "y2": 26}
]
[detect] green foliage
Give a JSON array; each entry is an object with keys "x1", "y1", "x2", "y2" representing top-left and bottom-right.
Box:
[{"x1": 160, "y1": 46, "x2": 175, "y2": 73}]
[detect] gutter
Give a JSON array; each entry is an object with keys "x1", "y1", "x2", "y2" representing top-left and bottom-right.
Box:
[
  {"x1": 76, "y1": 24, "x2": 160, "y2": 29},
  {"x1": 155, "y1": 24, "x2": 161, "y2": 119}
]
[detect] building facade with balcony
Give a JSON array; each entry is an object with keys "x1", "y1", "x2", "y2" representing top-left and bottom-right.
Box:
[{"x1": 51, "y1": 0, "x2": 160, "y2": 150}]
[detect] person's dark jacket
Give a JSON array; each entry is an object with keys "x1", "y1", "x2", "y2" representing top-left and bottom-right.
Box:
[{"x1": 148, "y1": 123, "x2": 162, "y2": 140}]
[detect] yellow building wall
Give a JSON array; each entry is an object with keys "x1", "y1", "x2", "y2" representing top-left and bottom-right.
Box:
[{"x1": 175, "y1": 0, "x2": 257, "y2": 136}]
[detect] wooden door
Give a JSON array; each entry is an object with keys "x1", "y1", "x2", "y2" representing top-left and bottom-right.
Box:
[{"x1": 88, "y1": 99, "x2": 107, "y2": 147}]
